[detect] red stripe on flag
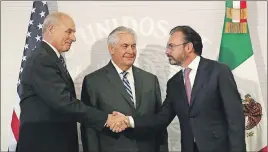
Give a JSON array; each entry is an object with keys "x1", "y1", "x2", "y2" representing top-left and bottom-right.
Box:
[
  {"x1": 11, "y1": 110, "x2": 20, "y2": 141},
  {"x1": 259, "y1": 146, "x2": 268, "y2": 152},
  {"x1": 240, "y1": 19, "x2": 247, "y2": 22},
  {"x1": 240, "y1": 0, "x2": 247, "y2": 23},
  {"x1": 240, "y1": 0, "x2": 247, "y2": 9}
]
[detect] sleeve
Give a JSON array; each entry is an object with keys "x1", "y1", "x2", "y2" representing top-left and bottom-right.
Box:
[
  {"x1": 31, "y1": 54, "x2": 108, "y2": 131},
  {"x1": 133, "y1": 80, "x2": 176, "y2": 135},
  {"x1": 218, "y1": 64, "x2": 246, "y2": 152},
  {"x1": 154, "y1": 76, "x2": 169, "y2": 152}
]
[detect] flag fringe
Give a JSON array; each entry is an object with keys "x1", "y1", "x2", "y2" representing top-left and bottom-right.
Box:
[
  {"x1": 225, "y1": 22, "x2": 247, "y2": 33},
  {"x1": 226, "y1": 8, "x2": 247, "y2": 20}
]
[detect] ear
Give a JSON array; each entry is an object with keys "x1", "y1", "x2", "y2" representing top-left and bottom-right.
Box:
[
  {"x1": 48, "y1": 24, "x2": 56, "y2": 34},
  {"x1": 108, "y1": 44, "x2": 115, "y2": 55},
  {"x1": 186, "y1": 42, "x2": 194, "y2": 53}
]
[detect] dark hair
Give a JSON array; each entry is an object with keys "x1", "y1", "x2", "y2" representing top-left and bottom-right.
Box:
[{"x1": 169, "y1": 25, "x2": 203, "y2": 56}]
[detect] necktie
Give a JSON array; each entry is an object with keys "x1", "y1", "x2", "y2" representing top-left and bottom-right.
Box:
[
  {"x1": 184, "y1": 68, "x2": 192, "y2": 104},
  {"x1": 59, "y1": 55, "x2": 71, "y2": 78},
  {"x1": 59, "y1": 55, "x2": 66, "y2": 69},
  {"x1": 121, "y1": 71, "x2": 134, "y2": 105}
]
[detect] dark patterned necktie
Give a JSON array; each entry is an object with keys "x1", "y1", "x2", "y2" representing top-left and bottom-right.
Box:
[{"x1": 59, "y1": 55, "x2": 66, "y2": 69}]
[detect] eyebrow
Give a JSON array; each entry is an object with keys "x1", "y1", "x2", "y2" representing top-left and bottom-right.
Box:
[
  {"x1": 66, "y1": 28, "x2": 76, "y2": 32},
  {"x1": 121, "y1": 43, "x2": 136, "y2": 46}
]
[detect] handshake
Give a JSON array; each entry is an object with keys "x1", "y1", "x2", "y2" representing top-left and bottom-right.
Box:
[{"x1": 105, "y1": 111, "x2": 131, "y2": 133}]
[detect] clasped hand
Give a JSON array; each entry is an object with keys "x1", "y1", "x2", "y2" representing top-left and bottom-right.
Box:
[{"x1": 106, "y1": 112, "x2": 130, "y2": 133}]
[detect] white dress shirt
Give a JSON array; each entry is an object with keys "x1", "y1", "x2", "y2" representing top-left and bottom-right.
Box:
[
  {"x1": 182, "y1": 55, "x2": 201, "y2": 87},
  {"x1": 42, "y1": 39, "x2": 61, "y2": 58}
]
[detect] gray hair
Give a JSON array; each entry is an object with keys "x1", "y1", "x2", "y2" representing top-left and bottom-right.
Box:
[
  {"x1": 42, "y1": 12, "x2": 68, "y2": 34},
  {"x1": 107, "y1": 26, "x2": 137, "y2": 45}
]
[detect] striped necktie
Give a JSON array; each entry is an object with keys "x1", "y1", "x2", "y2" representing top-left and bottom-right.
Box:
[{"x1": 121, "y1": 71, "x2": 134, "y2": 104}]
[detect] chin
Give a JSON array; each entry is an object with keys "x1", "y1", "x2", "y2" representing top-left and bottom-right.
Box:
[{"x1": 125, "y1": 61, "x2": 134, "y2": 66}]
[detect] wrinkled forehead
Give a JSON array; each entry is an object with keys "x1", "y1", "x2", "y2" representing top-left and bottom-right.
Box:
[{"x1": 117, "y1": 32, "x2": 136, "y2": 45}]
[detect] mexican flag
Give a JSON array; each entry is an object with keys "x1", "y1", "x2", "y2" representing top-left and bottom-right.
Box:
[{"x1": 219, "y1": 0, "x2": 267, "y2": 152}]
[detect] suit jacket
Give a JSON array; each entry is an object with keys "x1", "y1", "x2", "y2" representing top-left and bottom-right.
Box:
[
  {"x1": 17, "y1": 41, "x2": 108, "y2": 152},
  {"x1": 80, "y1": 61, "x2": 169, "y2": 152},
  {"x1": 134, "y1": 57, "x2": 246, "y2": 152}
]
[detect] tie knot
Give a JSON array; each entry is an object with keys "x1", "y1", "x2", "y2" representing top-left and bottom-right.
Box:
[
  {"x1": 121, "y1": 71, "x2": 128, "y2": 78},
  {"x1": 184, "y1": 68, "x2": 191, "y2": 78},
  {"x1": 59, "y1": 55, "x2": 65, "y2": 63}
]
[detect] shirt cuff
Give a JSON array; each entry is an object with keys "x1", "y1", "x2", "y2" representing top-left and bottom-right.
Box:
[{"x1": 128, "y1": 116, "x2": 135, "y2": 128}]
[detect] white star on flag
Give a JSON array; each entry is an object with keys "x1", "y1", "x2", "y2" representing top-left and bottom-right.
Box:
[
  {"x1": 20, "y1": 68, "x2": 23, "y2": 73},
  {"x1": 42, "y1": 1, "x2": 47, "y2": 5},
  {"x1": 26, "y1": 32, "x2": 31, "y2": 38},
  {"x1": 40, "y1": 11, "x2": 45, "y2": 18},
  {"x1": 17, "y1": 79, "x2": 21, "y2": 85},
  {"x1": 24, "y1": 44, "x2": 29, "y2": 50},
  {"x1": 37, "y1": 23, "x2": 43, "y2": 30},
  {"x1": 29, "y1": 20, "x2": 33, "y2": 25},
  {"x1": 35, "y1": 35, "x2": 41, "y2": 42},
  {"x1": 22, "y1": 56, "x2": 27, "y2": 61},
  {"x1": 31, "y1": 8, "x2": 36, "y2": 13}
]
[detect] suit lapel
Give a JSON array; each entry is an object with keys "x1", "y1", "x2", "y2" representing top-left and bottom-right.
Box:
[
  {"x1": 174, "y1": 71, "x2": 189, "y2": 113},
  {"x1": 132, "y1": 67, "x2": 142, "y2": 110},
  {"x1": 105, "y1": 62, "x2": 135, "y2": 109},
  {"x1": 41, "y1": 41, "x2": 74, "y2": 87},
  {"x1": 190, "y1": 57, "x2": 210, "y2": 108},
  {"x1": 57, "y1": 61, "x2": 74, "y2": 85}
]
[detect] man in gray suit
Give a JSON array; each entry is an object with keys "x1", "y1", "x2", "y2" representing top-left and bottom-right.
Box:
[{"x1": 80, "y1": 26, "x2": 169, "y2": 152}]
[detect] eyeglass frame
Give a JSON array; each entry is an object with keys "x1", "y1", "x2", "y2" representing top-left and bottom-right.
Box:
[{"x1": 166, "y1": 42, "x2": 189, "y2": 50}]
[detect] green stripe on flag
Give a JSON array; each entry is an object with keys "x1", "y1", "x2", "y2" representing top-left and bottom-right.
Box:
[
  {"x1": 226, "y1": 0, "x2": 233, "y2": 8},
  {"x1": 225, "y1": 0, "x2": 233, "y2": 26},
  {"x1": 219, "y1": 1, "x2": 253, "y2": 70}
]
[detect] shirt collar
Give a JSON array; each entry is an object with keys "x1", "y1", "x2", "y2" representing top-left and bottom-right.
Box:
[
  {"x1": 42, "y1": 39, "x2": 61, "y2": 58},
  {"x1": 111, "y1": 60, "x2": 133, "y2": 77},
  {"x1": 182, "y1": 55, "x2": 201, "y2": 72}
]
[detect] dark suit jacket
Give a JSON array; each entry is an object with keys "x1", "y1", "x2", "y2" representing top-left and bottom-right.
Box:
[
  {"x1": 80, "y1": 61, "x2": 169, "y2": 152},
  {"x1": 134, "y1": 57, "x2": 246, "y2": 152},
  {"x1": 17, "y1": 41, "x2": 108, "y2": 152}
]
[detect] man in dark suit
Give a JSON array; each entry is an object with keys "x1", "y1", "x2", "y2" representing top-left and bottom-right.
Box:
[
  {"x1": 17, "y1": 12, "x2": 126, "y2": 152},
  {"x1": 111, "y1": 26, "x2": 246, "y2": 152},
  {"x1": 80, "y1": 26, "x2": 169, "y2": 152}
]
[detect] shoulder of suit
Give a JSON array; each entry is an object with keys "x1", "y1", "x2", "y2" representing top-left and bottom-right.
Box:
[
  {"x1": 84, "y1": 65, "x2": 107, "y2": 79},
  {"x1": 27, "y1": 47, "x2": 54, "y2": 65},
  {"x1": 133, "y1": 66, "x2": 157, "y2": 78},
  {"x1": 202, "y1": 57, "x2": 231, "y2": 71}
]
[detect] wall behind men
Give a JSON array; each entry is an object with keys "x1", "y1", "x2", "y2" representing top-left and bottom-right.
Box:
[{"x1": 1, "y1": 1, "x2": 267, "y2": 151}]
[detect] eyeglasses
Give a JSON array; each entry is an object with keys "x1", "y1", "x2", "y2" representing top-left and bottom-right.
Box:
[{"x1": 166, "y1": 42, "x2": 189, "y2": 50}]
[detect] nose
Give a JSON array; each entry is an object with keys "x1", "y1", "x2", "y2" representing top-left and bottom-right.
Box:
[
  {"x1": 127, "y1": 46, "x2": 134, "y2": 54},
  {"x1": 165, "y1": 48, "x2": 171, "y2": 55},
  {"x1": 71, "y1": 33, "x2": 76, "y2": 42}
]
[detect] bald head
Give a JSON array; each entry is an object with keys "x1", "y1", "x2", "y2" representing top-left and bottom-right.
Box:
[
  {"x1": 42, "y1": 12, "x2": 76, "y2": 53},
  {"x1": 42, "y1": 12, "x2": 72, "y2": 34}
]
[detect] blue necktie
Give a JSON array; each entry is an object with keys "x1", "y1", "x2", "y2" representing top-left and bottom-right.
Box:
[{"x1": 121, "y1": 71, "x2": 134, "y2": 103}]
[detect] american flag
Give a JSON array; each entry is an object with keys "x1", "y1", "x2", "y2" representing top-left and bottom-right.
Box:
[{"x1": 8, "y1": 1, "x2": 49, "y2": 151}]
